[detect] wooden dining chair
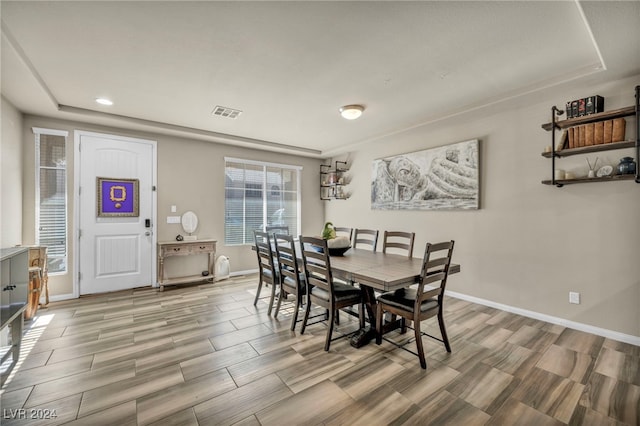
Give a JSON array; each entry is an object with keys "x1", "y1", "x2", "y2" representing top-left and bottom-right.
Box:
[
  {"x1": 382, "y1": 231, "x2": 416, "y2": 258},
  {"x1": 353, "y1": 229, "x2": 379, "y2": 252},
  {"x1": 273, "y1": 233, "x2": 307, "y2": 331},
  {"x1": 334, "y1": 227, "x2": 353, "y2": 244},
  {"x1": 266, "y1": 225, "x2": 289, "y2": 235},
  {"x1": 253, "y1": 230, "x2": 279, "y2": 315},
  {"x1": 299, "y1": 236, "x2": 364, "y2": 351},
  {"x1": 375, "y1": 240, "x2": 455, "y2": 369}
]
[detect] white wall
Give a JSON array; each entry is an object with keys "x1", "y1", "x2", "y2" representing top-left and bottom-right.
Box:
[
  {"x1": 1, "y1": 96, "x2": 23, "y2": 247},
  {"x1": 326, "y1": 75, "x2": 640, "y2": 340}
]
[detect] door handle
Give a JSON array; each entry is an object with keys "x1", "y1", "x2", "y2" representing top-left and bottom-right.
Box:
[{"x1": 145, "y1": 231, "x2": 152, "y2": 236}]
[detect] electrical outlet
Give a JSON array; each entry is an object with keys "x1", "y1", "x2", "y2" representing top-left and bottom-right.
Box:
[{"x1": 569, "y1": 291, "x2": 580, "y2": 304}]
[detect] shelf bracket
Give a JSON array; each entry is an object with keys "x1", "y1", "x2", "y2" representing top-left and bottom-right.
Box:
[
  {"x1": 550, "y1": 106, "x2": 564, "y2": 187},
  {"x1": 636, "y1": 86, "x2": 640, "y2": 183}
]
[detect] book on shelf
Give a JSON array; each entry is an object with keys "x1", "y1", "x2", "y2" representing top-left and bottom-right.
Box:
[
  {"x1": 568, "y1": 127, "x2": 575, "y2": 149},
  {"x1": 612, "y1": 118, "x2": 626, "y2": 142},
  {"x1": 604, "y1": 120, "x2": 613, "y2": 144},
  {"x1": 585, "y1": 123, "x2": 594, "y2": 146},
  {"x1": 594, "y1": 121, "x2": 604, "y2": 145}
]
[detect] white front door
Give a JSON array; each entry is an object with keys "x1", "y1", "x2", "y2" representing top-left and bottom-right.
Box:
[{"x1": 76, "y1": 131, "x2": 156, "y2": 295}]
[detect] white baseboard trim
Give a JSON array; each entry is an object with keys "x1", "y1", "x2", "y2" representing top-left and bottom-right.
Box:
[
  {"x1": 446, "y1": 290, "x2": 640, "y2": 346},
  {"x1": 45, "y1": 293, "x2": 76, "y2": 303},
  {"x1": 230, "y1": 269, "x2": 258, "y2": 277}
]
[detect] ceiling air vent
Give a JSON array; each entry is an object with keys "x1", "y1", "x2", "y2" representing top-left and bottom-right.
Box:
[{"x1": 212, "y1": 106, "x2": 242, "y2": 119}]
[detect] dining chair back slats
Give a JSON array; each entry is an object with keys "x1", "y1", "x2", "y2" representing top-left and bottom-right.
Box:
[
  {"x1": 274, "y1": 233, "x2": 306, "y2": 330},
  {"x1": 382, "y1": 231, "x2": 416, "y2": 258},
  {"x1": 353, "y1": 229, "x2": 379, "y2": 252},
  {"x1": 253, "y1": 231, "x2": 279, "y2": 315},
  {"x1": 299, "y1": 235, "x2": 364, "y2": 351},
  {"x1": 334, "y1": 227, "x2": 353, "y2": 243}
]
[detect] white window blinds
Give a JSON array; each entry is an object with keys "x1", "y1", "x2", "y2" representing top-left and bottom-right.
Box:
[
  {"x1": 34, "y1": 128, "x2": 68, "y2": 274},
  {"x1": 224, "y1": 158, "x2": 301, "y2": 245}
]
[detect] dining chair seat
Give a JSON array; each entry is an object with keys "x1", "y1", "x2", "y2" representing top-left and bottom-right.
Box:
[
  {"x1": 310, "y1": 282, "x2": 361, "y2": 303},
  {"x1": 377, "y1": 289, "x2": 439, "y2": 313}
]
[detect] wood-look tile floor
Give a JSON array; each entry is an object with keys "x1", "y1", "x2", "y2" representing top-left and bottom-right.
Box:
[{"x1": 1, "y1": 274, "x2": 638, "y2": 425}]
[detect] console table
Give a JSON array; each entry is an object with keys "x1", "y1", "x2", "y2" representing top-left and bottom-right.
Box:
[
  {"x1": 1, "y1": 247, "x2": 28, "y2": 385},
  {"x1": 157, "y1": 239, "x2": 216, "y2": 291}
]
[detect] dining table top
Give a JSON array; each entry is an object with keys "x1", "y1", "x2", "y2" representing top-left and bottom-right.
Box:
[{"x1": 328, "y1": 248, "x2": 460, "y2": 292}]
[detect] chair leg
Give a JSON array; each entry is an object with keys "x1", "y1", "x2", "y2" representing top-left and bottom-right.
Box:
[
  {"x1": 253, "y1": 276, "x2": 263, "y2": 306},
  {"x1": 359, "y1": 302, "x2": 365, "y2": 328},
  {"x1": 414, "y1": 317, "x2": 427, "y2": 369},
  {"x1": 300, "y1": 295, "x2": 312, "y2": 335},
  {"x1": 375, "y1": 303, "x2": 383, "y2": 345},
  {"x1": 267, "y1": 282, "x2": 277, "y2": 315},
  {"x1": 274, "y1": 288, "x2": 285, "y2": 318},
  {"x1": 290, "y1": 292, "x2": 301, "y2": 331},
  {"x1": 325, "y1": 307, "x2": 335, "y2": 351},
  {"x1": 438, "y1": 310, "x2": 452, "y2": 353}
]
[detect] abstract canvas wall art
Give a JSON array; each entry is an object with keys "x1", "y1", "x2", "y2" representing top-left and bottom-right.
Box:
[{"x1": 371, "y1": 139, "x2": 479, "y2": 210}]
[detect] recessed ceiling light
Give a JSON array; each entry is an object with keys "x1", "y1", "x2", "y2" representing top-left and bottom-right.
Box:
[
  {"x1": 339, "y1": 105, "x2": 364, "y2": 120},
  {"x1": 95, "y1": 98, "x2": 113, "y2": 106}
]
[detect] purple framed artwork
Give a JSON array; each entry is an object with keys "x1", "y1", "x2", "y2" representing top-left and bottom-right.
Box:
[{"x1": 97, "y1": 177, "x2": 139, "y2": 217}]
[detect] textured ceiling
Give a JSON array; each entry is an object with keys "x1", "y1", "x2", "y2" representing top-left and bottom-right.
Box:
[{"x1": 2, "y1": 1, "x2": 639, "y2": 157}]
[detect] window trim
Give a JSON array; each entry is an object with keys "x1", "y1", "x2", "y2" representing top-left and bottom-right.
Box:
[
  {"x1": 224, "y1": 157, "x2": 302, "y2": 246},
  {"x1": 33, "y1": 127, "x2": 69, "y2": 275}
]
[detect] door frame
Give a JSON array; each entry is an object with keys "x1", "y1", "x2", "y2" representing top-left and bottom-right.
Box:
[{"x1": 73, "y1": 130, "x2": 158, "y2": 298}]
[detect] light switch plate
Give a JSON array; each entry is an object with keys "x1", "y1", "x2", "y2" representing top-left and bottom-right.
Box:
[
  {"x1": 167, "y1": 216, "x2": 181, "y2": 224},
  {"x1": 171, "y1": 205, "x2": 177, "y2": 213}
]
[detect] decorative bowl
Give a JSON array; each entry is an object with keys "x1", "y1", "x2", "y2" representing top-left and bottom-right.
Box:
[{"x1": 328, "y1": 246, "x2": 351, "y2": 256}]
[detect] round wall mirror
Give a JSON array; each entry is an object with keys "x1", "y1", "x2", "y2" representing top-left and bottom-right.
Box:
[{"x1": 181, "y1": 211, "x2": 198, "y2": 234}]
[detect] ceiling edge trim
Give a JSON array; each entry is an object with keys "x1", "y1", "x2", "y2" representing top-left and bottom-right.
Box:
[
  {"x1": 1, "y1": 20, "x2": 59, "y2": 109},
  {"x1": 56, "y1": 104, "x2": 322, "y2": 157},
  {"x1": 575, "y1": 0, "x2": 607, "y2": 71}
]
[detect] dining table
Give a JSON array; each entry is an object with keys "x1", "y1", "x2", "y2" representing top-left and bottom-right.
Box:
[
  {"x1": 254, "y1": 239, "x2": 461, "y2": 347},
  {"x1": 326, "y1": 247, "x2": 461, "y2": 347}
]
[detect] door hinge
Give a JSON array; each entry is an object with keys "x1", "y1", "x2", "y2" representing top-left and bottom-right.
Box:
[
  {"x1": 152, "y1": 185, "x2": 156, "y2": 191},
  {"x1": 79, "y1": 186, "x2": 81, "y2": 196},
  {"x1": 78, "y1": 229, "x2": 82, "y2": 238},
  {"x1": 78, "y1": 272, "x2": 82, "y2": 281}
]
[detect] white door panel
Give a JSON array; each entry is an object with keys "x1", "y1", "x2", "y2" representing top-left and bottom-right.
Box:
[{"x1": 77, "y1": 132, "x2": 156, "y2": 295}]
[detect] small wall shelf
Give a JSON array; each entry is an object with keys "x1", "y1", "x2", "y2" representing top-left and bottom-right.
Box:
[
  {"x1": 320, "y1": 161, "x2": 349, "y2": 200},
  {"x1": 541, "y1": 86, "x2": 639, "y2": 187}
]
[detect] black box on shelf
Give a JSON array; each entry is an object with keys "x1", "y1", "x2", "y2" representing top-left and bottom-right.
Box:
[
  {"x1": 571, "y1": 100, "x2": 579, "y2": 118},
  {"x1": 585, "y1": 95, "x2": 604, "y2": 115},
  {"x1": 577, "y1": 98, "x2": 586, "y2": 116},
  {"x1": 565, "y1": 101, "x2": 573, "y2": 118}
]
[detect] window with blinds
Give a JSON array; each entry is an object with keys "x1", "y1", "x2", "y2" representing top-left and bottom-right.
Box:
[
  {"x1": 224, "y1": 158, "x2": 301, "y2": 245},
  {"x1": 34, "y1": 128, "x2": 68, "y2": 274}
]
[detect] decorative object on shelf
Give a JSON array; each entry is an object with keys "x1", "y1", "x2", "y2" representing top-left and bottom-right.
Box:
[
  {"x1": 320, "y1": 160, "x2": 350, "y2": 200},
  {"x1": 596, "y1": 165, "x2": 613, "y2": 177},
  {"x1": 586, "y1": 157, "x2": 599, "y2": 178},
  {"x1": 565, "y1": 95, "x2": 604, "y2": 118},
  {"x1": 617, "y1": 157, "x2": 637, "y2": 175},
  {"x1": 175, "y1": 234, "x2": 184, "y2": 241},
  {"x1": 371, "y1": 139, "x2": 479, "y2": 210},
  {"x1": 181, "y1": 211, "x2": 198, "y2": 241}
]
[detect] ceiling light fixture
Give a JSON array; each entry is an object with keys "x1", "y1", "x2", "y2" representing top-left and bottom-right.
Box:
[
  {"x1": 339, "y1": 104, "x2": 364, "y2": 120},
  {"x1": 95, "y1": 98, "x2": 113, "y2": 106}
]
